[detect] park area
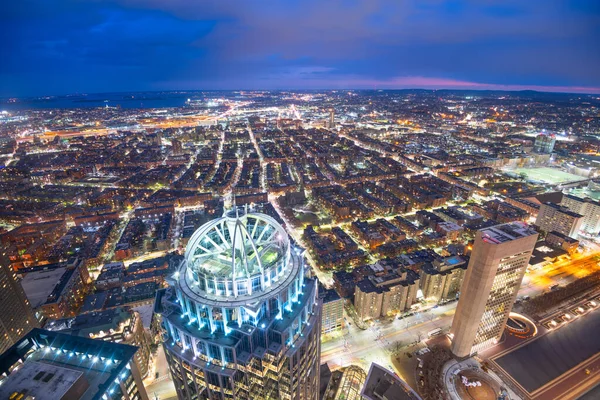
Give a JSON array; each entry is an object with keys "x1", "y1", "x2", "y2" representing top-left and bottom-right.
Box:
[{"x1": 505, "y1": 167, "x2": 584, "y2": 185}]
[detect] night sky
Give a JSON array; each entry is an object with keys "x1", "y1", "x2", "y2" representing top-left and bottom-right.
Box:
[{"x1": 2, "y1": 0, "x2": 600, "y2": 96}]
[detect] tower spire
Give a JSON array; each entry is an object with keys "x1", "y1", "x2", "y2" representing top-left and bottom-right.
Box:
[{"x1": 232, "y1": 193, "x2": 238, "y2": 218}]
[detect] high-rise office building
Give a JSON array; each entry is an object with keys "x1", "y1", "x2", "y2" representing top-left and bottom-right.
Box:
[
  {"x1": 535, "y1": 202, "x2": 583, "y2": 238},
  {"x1": 450, "y1": 222, "x2": 538, "y2": 358},
  {"x1": 156, "y1": 208, "x2": 322, "y2": 400},
  {"x1": 0, "y1": 253, "x2": 39, "y2": 354},
  {"x1": 533, "y1": 133, "x2": 556, "y2": 154}
]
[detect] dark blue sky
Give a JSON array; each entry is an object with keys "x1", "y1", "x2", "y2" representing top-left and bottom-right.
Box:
[{"x1": 1, "y1": 0, "x2": 599, "y2": 96}]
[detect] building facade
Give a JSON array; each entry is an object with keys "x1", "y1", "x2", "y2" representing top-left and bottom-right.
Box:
[
  {"x1": 450, "y1": 222, "x2": 538, "y2": 358},
  {"x1": 419, "y1": 257, "x2": 467, "y2": 303},
  {"x1": 156, "y1": 208, "x2": 322, "y2": 400},
  {"x1": 535, "y1": 202, "x2": 583, "y2": 238},
  {"x1": 354, "y1": 264, "x2": 419, "y2": 321},
  {"x1": 20, "y1": 264, "x2": 88, "y2": 321},
  {"x1": 330, "y1": 366, "x2": 367, "y2": 400},
  {"x1": 320, "y1": 287, "x2": 344, "y2": 335},
  {"x1": 561, "y1": 194, "x2": 600, "y2": 235},
  {"x1": 0, "y1": 254, "x2": 39, "y2": 354}
]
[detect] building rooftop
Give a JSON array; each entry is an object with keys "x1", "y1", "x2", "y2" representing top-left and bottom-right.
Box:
[
  {"x1": 184, "y1": 208, "x2": 289, "y2": 286},
  {"x1": 361, "y1": 363, "x2": 421, "y2": 400},
  {"x1": 0, "y1": 361, "x2": 86, "y2": 400},
  {"x1": 46, "y1": 307, "x2": 132, "y2": 337},
  {"x1": 20, "y1": 267, "x2": 74, "y2": 308},
  {"x1": 563, "y1": 193, "x2": 600, "y2": 206},
  {"x1": 547, "y1": 230, "x2": 579, "y2": 243},
  {"x1": 480, "y1": 222, "x2": 538, "y2": 244},
  {"x1": 494, "y1": 308, "x2": 600, "y2": 394},
  {"x1": 541, "y1": 202, "x2": 584, "y2": 218},
  {"x1": 356, "y1": 278, "x2": 385, "y2": 295},
  {"x1": 0, "y1": 328, "x2": 138, "y2": 400},
  {"x1": 318, "y1": 285, "x2": 342, "y2": 304}
]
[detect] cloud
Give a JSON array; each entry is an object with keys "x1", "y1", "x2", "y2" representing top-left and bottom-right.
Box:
[
  {"x1": 159, "y1": 74, "x2": 600, "y2": 94},
  {"x1": 1, "y1": 0, "x2": 599, "y2": 96}
]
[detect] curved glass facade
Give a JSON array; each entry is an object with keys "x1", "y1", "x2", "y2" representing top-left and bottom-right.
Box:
[{"x1": 157, "y1": 209, "x2": 322, "y2": 400}]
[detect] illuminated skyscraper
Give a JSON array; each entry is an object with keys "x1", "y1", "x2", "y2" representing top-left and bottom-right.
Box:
[
  {"x1": 450, "y1": 222, "x2": 538, "y2": 358},
  {"x1": 156, "y1": 208, "x2": 322, "y2": 400},
  {"x1": 0, "y1": 253, "x2": 39, "y2": 354}
]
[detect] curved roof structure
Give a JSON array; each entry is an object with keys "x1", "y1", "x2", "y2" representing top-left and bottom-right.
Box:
[{"x1": 181, "y1": 208, "x2": 291, "y2": 300}]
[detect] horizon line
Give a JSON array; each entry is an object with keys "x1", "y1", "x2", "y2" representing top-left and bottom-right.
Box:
[{"x1": 3, "y1": 86, "x2": 600, "y2": 100}]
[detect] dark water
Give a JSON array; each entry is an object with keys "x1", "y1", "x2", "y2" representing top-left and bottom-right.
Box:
[{"x1": 0, "y1": 92, "x2": 201, "y2": 110}]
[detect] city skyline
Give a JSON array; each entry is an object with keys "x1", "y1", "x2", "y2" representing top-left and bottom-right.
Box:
[
  {"x1": 0, "y1": 88, "x2": 599, "y2": 399},
  {"x1": 1, "y1": 1, "x2": 600, "y2": 397},
  {"x1": 2, "y1": 0, "x2": 600, "y2": 97}
]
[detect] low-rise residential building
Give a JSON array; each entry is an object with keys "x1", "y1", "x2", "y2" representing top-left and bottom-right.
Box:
[
  {"x1": 95, "y1": 262, "x2": 125, "y2": 290},
  {"x1": 333, "y1": 270, "x2": 356, "y2": 298},
  {"x1": 20, "y1": 262, "x2": 88, "y2": 321},
  {"x1": 535, "y1": 202, "x2": 583, "y2": 238},
  {"x1": 354, "y1": 260, "x2": 420, "y2": 321},
  {"x1": 435, "y1": 221, "x2": 464, "y2": 241},
  {"x1": 419, "y1": 256, "x2": 467, "y2": 302},
  {"x1": 561, "y1": 194, "x2": 600, "y2": 235},
  {"x1": 545, "y1": 230, "x2": 580, "y2": 254}
]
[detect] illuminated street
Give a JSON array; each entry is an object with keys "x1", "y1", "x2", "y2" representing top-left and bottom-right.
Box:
[{"x1": 321, "y1": 304, "x2": 456, "y2": 375}]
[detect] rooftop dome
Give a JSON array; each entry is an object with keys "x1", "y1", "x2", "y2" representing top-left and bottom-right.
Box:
[{"x1": 181, "y1": 208, "x2": 291, "y2": 299}]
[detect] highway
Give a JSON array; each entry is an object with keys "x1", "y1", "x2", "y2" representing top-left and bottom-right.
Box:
[{"x1": 144, "y1": 346, "x2": 177, "y2": 400}]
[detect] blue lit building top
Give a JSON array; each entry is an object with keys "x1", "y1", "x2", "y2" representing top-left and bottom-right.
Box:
[{"x1": 156, "y1": 208, "x2": 322, "y2": 400}]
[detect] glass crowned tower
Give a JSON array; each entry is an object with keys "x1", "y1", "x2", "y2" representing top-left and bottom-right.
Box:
[{"x1": 156, "y1": 208, "x2": 321, "y2": 400}]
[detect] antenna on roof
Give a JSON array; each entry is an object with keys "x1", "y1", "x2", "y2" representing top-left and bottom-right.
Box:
[{"x1": 233, "y1": 193, "x2": 238, "y2": 218}]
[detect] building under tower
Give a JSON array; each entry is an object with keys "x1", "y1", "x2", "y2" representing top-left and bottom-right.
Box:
[
  {"x1": 450, "y1": 222, "x2": 538, "y2": 358},
  {"x1": 156, "y1": 207, "x2": 322, "y2": 400}
]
